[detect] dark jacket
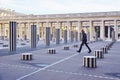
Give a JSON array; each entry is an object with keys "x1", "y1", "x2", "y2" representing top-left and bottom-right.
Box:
[{"x1": 82, "y1": 32, "x2": 87, "y2": 42}]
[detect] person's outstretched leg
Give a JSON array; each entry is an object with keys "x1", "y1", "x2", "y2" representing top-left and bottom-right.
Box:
[
  {"x1": 77, "y1": 42, "x2": 84, "y2": 53},
  {"x1": 85, "y1": 42, "x2": 91, "y2": 53}
]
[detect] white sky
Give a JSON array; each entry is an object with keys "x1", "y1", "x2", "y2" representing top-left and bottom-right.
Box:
[{"x1": 0, "y1": 0, "x2": 120, "y2": 15}]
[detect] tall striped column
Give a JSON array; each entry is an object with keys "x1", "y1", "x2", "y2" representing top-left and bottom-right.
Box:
[
  {"x1": 46, "y1": 27, "x2": 50, "y2": 46},
  {"x1": 56, "y1": 28, "x2": 60, "y2": 44},
  {"x1": 64, "y1": 30, "x2": 67, "y2": 44},
  {"x1": 31, "y1": 25, "x2": 36, "y2": 48},
  {"x1": 9, "y1": 21, "x2": 16, "y2": 51}
]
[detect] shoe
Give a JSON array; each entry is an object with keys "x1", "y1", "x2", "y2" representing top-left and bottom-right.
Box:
[
  {"x1": 88, "y1": 50, "x2": 91, "y2": 53},
  {"x1": 77, "y1": 50, "x2": 80, "y2": 53}
]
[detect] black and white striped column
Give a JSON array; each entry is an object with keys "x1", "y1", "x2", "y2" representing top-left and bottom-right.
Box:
[
  {"x1": 75, "y1": 31, "x2": 78, "y2": 42},
  {"x1": 56, "y1": 28, "x2": 60, "y2": 44},
  {"x1": 70, "y1": 31, "x2": 74, "y2": 43},
  {"x1": 31, "y1": 25, "x2": 36, "y2": 48},
  {"x1": 9, "y1": 21, "x2": 16, "y2": 51},
  {"x1": 101, "y1": 47, "x2": 107, "y2": 54},
  {"x1": 83, "y1": 56, "x2": 97, "y2": 68},
  {"x1": 46, "y1": 27, "x2": 50, "y2": 46},
  {"x1": 64, "y1": 30, "x2": 67, "y2": 44},
  {"x1": 95, "y1": 50, "x2": 104, "y2": 59}
]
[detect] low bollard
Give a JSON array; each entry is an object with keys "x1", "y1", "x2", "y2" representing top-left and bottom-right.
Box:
[
  {"x1": 95, "y1": 50, "x2": 104, "y2": 59},
  {"x1": 83, "y1": 56, "x2": 97, "y2": 68},
  {"x1": 101, "y1": 47, "x2": 107, "y2": 54},
  {"x1": 21, "y1": 53, "x2": 32, "y2": 60},
  {"x1": 48, "y1": 48, "x2": 56, "y2": 54},
  {"x1": 73, "y1": 44, "x2": 78, "y2": 48},
  {"x1": 3, "y1": 44, "x2": 8, "y2": 47},
  {"x1": 64, "y1": 46, "x2": 69, "y2": 50}
]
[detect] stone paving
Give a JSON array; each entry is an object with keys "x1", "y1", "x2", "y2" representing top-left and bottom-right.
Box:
[{"x1": 0, "y1": 41, "x2": 120, "y2": 80}]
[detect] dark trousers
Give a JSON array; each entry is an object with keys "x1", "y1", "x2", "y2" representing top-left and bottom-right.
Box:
[{"x1": 78, "y1": 41, "x2": 91, "y2": 52}]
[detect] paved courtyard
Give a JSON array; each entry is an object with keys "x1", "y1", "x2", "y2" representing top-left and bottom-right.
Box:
[{"x1": 0, "y1": 41, "x2": 120, "y2": 80}]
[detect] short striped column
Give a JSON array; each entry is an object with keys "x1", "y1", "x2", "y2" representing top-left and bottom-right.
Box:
[
  {"x1": 95, "y1": 50, "x2": 104, "y2": 59},
  {"x1": 9, "y1": 21, "x2": 16, "y2": 51},
  {"x1": 105, "y1": 45, "x2": 110, "y2": 50},
  {"x1": 3, "y1": 44, "x2": 8, "y2": 47},
  {"x1": 48, "y1": 48, "x2": 56, "y2": 54},
  {"x1": 83, "y1": 56, "x2": 97, "y2": 68},
  {"x1": 101, "y1": 47, "x2": 107, "y2": 54},
  {"x1": 64, "y1": 46, "x2": 69, "y2": 50},
  {"x1": 21, "y1": 53, "x2": 32, "y2": 60},
  {"x1": 73, "y1": 44, "x2": 78, "y2": 48}
]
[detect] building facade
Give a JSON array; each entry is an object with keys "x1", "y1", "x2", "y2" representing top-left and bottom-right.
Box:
[{"x1": 0, "y1": 8, "x2": 120, "y2": 42}]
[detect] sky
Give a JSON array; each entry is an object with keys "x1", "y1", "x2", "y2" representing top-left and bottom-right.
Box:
[{"x1": 0, "y1": 0, "x2": 120, "y2": 15}]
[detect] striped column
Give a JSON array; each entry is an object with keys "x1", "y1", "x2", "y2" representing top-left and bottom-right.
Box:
[
  {"x1": 46, "y1": 27, "x2": 50, "y2": 46},
  {"x1": 9, "y1": 21, "x2": 16, "y2": 51},
  {"x1": 83, "y1": 56, "x2": 97, "y2": 68},
  {"x1": 95, "y1": 50, "x2": 104, "y2": 59},
  {"x1": 56, "y1": 28, "x2": 60, "y2": 44},
  {"x1": 64, "y1": 30, "x2": 67, "y2": 44},
  {"x1": 31, "y1": 25, "x2": 36, "y2": 48},
  {"x1": 21, "y1": 53, "x2": 32, "y2": 60},
  {"x1": 101, "y1": 47, "x2": 107, "y2": 54}
]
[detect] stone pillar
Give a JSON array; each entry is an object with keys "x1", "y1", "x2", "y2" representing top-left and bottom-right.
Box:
[
  {"x1": 31, "y1": 25, "x2": 36, "y2": 48},
  {"x1": 50, "y1": 22, "x2": 53, "y2": 40},
  {"x1": 114, "y1": 20, "x2": 118, "y2": 40},
  {"x1": 41, "y1": 22, "x2": 44, "y2": 40},
  {"x1": 18, "y1": 23, "x2": 22, "y2": 40},
  {"x1": 27, "y1": 22, "x2": 31, "y2": 40},
  {"x1": 108, "y1": 26, "x2": 110, "y2": 40},
  {"x1": 64, "y1": 30, "x2": 67, "y2": 44},
  {"x1": 9, "y1": 21, "x2": 16, "y2": 51},
  {"x1": 100, "y1": 20, "x2": 105, "y2": 40},
  {"x1": 37, "y1": 22, "x2": 40, "y2": 41},
  {"x1": 59, "y1": 22, "x2": 62, "y2": 40},
  {"x1": 78, "y1": 21, "x2": 82, "y2": 41},
  {"x1": 70, "y1": 31, "x2": 74, "y2": 43},
  {"x1": 67, "y1": 21, "x2": 72, "y2": 41},
  {"x1": 112, "y1": 30, "x2": 115, "y2": 41},
  {"x1": 0, "y1": 23, "x2": 2, "y2": 39},
  {"x1": 1, "y1": 23, "x2": 5, "y2": 40},
  {"x1": 46, "y1": 26, "x2": 50, "y2": 46},
  {"x1": 56, "y1": 28, "x2": 60, "y2": 44},
  {"x1": 89, "y1": 21, "x2": 93, "y2": 41},
  {"x1": 23, "y1": 23, "x2": 27, "y2": 40},
  {"x1": 79, "y1": 21, "x2": 82, "y2": 41},
  {"x1": 75, "y1": 31, "x2": 78, "y2": 42}
]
